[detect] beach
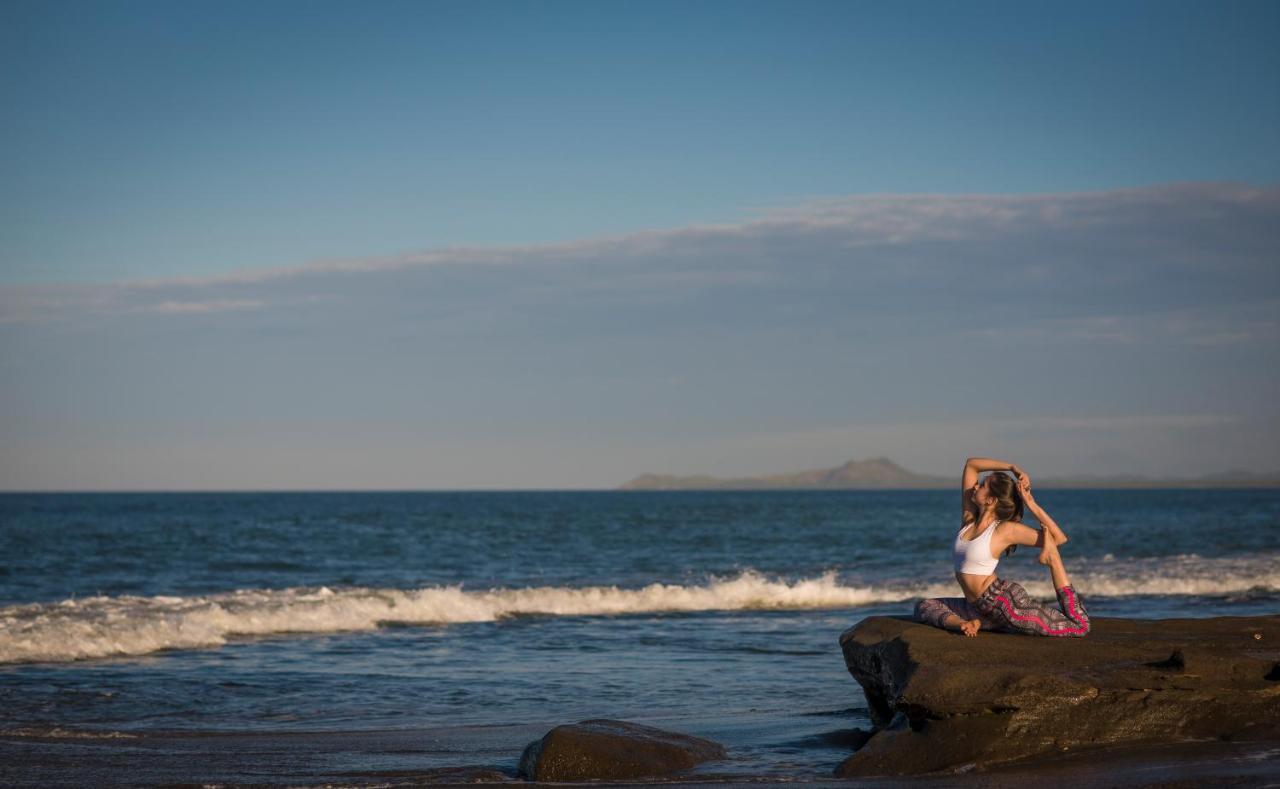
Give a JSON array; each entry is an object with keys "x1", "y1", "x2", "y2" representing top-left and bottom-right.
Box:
[
  {"x1": 2, "y1": 489, "x2": 1278, "y2": 785},
  {"x1": 4, "y1": 723, "x2": 1279, "y2": 787}
]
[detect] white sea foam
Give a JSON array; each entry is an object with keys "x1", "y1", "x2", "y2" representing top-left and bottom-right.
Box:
[
  {"x1": 994, "y1": 553, "x2": 1280, "y2": 600},
  {"x1": 1, "y1": 556, "x2": 1275, "y2": 665},
  {"x1": 0, "y1": 727, "x2": 139, "y2": 739}
]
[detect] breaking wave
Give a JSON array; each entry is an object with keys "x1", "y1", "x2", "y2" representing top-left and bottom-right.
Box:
[
  {"x1": 2, "y1": 555, "x2": 1275, "y2": 664},
  {"x1": 0, "y1": 727, "x2": 139, "y2": 739}
]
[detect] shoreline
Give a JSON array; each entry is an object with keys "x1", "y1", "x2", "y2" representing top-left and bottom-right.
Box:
[{"x1": 2, "y1": 722, "x2": 1278, "y2": 787}]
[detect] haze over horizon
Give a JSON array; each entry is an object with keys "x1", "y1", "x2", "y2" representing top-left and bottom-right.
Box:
[{"x1": 3, "y1": 1, "x2": 1278, "y2": 490}]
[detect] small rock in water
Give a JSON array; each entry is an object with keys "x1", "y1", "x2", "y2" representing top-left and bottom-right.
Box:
[
  {"x1": 517, "y1": 718, "x2": 727, "y2": 781},
  {"x1": 414, "y1": 766, "x2": 515, "y2": 783}
]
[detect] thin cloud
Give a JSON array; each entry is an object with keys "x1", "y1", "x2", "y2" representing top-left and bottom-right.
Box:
[
  {"x1": 1, "y1": 180, "x2": 1276, "y2": 327},
  {"x1": 142, "y1": 299, "x2": 268, "y2": 315},
  {"x1": 958, "y1": 300, "x2": 1280, "y2": 347}
]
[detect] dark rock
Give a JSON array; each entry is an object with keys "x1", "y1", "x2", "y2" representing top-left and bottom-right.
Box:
[
  {"x1": 426, "y1": 766, "x2": 513, "y2": 783},
  {"x1": 517, "y1": 718, "x2": 727, "y2": 781},
  {"x1": 836, "y1": 614, "x2": 1280, "y2": 777}
]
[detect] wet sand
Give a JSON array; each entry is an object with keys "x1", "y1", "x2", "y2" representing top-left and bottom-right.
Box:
[{"x1": 3, "y1": 722, "x2": 1278, "y2": 787}]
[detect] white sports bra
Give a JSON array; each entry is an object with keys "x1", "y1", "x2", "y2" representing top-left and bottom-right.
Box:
[{"x1": 954, "y1": 519, "x2": 1001, "y2": 575}]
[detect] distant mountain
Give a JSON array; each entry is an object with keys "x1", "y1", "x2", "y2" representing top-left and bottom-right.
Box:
[
  {"x1": 618, "y1": 458, "x2": 1280, "y2": 490},
  {"x1": 619, "y1": 457, "x2": 949, "y2": 490}
]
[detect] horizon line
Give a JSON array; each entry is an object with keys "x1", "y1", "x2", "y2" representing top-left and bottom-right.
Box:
[{"x1": 4, "y1": 484, "x2": 1279, "y2": 494}]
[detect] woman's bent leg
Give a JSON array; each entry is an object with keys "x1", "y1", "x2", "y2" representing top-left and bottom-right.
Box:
[
  {"x1": 915, "y1": 597, "x2": 994, "y2": 632},
  {"x1": 915, "y1": 597, "x2": 960, "y2": 629},
  {"x1": 977, "y1": 579, "x2": 1090, "y2": 637}
]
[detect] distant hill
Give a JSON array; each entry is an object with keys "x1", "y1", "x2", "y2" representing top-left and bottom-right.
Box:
[
  {"x1": 618, "y1": 458, "x2": 1280, "y2": 490},
  {"x1": 620, "y1": 457, "x2": 948, "y2": 490}
]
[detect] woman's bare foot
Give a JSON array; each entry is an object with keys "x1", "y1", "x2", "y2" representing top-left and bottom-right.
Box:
[
  {"x1": 1038, "y1": 527, "x2": 1060, "y2": 566},
  {"x1": 960, "y1": 618, "x2": 982, "y2": 637},
  {"x1": 1038, "y1": 527, "x2": 1073, "y2": 590}
]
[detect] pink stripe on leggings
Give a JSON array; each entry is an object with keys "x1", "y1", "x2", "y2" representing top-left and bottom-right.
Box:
[{"x1": 992, "y1": 586, "x2": 1088, "y2": 636}]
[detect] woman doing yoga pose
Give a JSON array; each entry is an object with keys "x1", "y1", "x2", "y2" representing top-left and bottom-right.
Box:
[{"x1": 914, "y1": 456, "x2": 1090, "y2": 637}]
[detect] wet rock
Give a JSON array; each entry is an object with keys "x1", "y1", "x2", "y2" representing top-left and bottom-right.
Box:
[
  {"x1": 836, "y1": 614, "x2": 1280, "y2": 777},
  {"x1": 517, "y1": 718, "x2": 727, "y2": 781}
]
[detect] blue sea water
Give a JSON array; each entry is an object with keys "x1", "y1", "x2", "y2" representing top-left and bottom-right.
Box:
[{"x1": 1, "y1": 489, "x2": 1277, "y2": 783}]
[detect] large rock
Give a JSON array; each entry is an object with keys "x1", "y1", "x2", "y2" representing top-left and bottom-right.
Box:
[
  {"x1": 836, "y1": 614, "x2": 1280, "y2": 777},
  {"x1": 517, "y1": 719, "x2": 727, "y2": 781}
]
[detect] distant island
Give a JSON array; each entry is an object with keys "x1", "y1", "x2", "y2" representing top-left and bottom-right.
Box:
[{"x1": 618, "y1": 457, "x2": 1280, "y2": 490}]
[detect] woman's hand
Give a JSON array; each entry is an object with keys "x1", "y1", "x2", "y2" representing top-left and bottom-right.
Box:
[
  {"x1": 1019, "y1": 478, "x2": 1035, "y2": 504},
  {"x1": 1013, "y1": 466, "x2": 1035, "y2": 502}
]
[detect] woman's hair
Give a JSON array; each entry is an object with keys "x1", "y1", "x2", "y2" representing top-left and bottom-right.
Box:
[
  {"x1": 986, "y1": 471, "x2": 1026, "y2": 522},
  {"x1": 985, "y1": 471, "x2": 1026, "y2": 557}
]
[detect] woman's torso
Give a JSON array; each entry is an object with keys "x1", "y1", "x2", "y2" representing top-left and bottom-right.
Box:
[
  {"x1": 954, "y1": 517, "x2": 1002, "y2": 601},
  {"x1": 955, "y1": 570, "x2": 997, "y2": 601}
]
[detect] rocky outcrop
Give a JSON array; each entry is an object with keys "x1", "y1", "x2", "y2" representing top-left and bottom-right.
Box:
[
  {"x1": 836, "y1": 614, "x2": 1280, "y2": 777},
  {"x1": 517, "y1": 719, "x2": 727, "y2": 781}
]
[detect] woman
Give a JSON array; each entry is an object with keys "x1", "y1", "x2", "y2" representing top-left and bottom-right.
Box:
[{"x1": 914, "y1": 456, "x2": 1090, "y2": 637}]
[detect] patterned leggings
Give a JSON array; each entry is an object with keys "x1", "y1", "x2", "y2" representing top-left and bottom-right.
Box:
[{"x1": 914, "y1": 577, "x2": 1091, "y2": 637}]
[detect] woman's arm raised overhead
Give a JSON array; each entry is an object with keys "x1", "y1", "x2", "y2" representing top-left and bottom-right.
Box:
[
  {"x1": 966, "y1": 456, "x2": 1023, "y2": 475},
  {"x1": 961, "y1": 459, "x2": 980, "y2": 523},
  {"x1": 962, "y1": 457, "x2": 1021, "y2": 523}
]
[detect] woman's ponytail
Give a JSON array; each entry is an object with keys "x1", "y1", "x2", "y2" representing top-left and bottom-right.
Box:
[{"x1": 986, "y1": 471, "x2": 1026, "y2": 557}]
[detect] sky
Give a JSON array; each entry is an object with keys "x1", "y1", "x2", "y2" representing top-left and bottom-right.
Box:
[{"x1": 2, "y1": 1, "x2": 1278, "y2": 489}]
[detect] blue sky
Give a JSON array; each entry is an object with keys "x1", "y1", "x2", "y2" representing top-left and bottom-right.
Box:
[
  {"x1": 5, "y1": 0, "x2": 1278, "y2": 284},
  {"x1": 2, "y1": 1, "x2": 1278, "y2": 489}
]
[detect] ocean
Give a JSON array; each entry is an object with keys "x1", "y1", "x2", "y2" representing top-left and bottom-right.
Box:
[{"x1": 1, "y1": 489, "x2": 1277, "y2": 785}]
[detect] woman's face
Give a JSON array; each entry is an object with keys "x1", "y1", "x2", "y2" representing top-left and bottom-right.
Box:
[{"x1": 970, "y1": 476, "x2": 992, "y2": 509}]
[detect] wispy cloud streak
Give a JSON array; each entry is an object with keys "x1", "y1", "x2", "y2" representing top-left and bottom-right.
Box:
[
  {"x1": 2, "y1": 181, "x2": 1278, "y2": 488},
  {"x1": 3, "y1": 181, "x2": 1277, "y2": 330}
]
